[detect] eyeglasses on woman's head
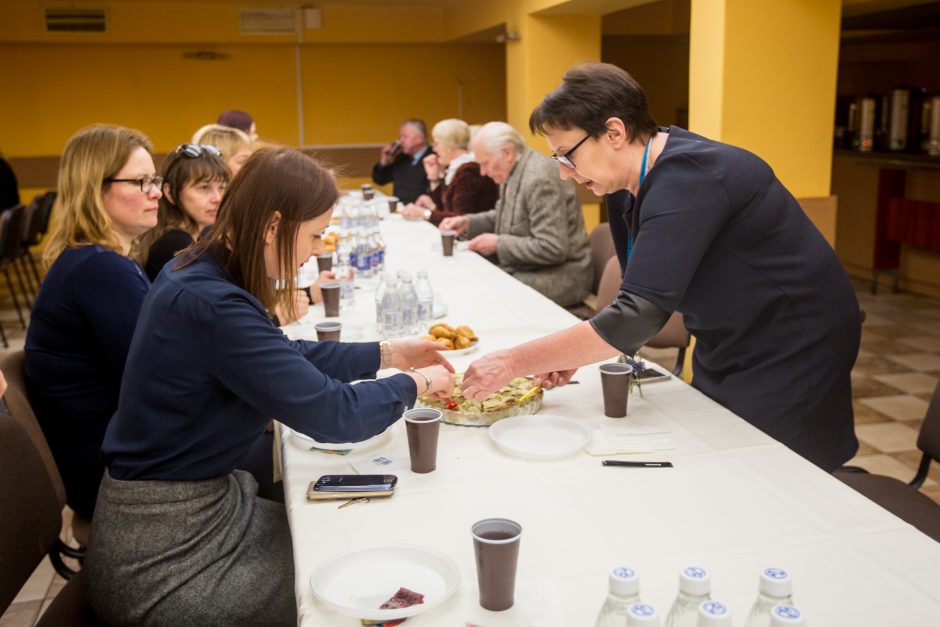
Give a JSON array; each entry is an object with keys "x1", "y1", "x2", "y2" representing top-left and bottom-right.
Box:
[{"x1": 177, "y1": 143, "x2": 222, "y2": 158}]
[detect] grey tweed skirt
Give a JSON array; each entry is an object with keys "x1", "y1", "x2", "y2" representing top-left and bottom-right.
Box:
[{"x1": 86, "y1": 470, "x2": 296, "y2": 626}]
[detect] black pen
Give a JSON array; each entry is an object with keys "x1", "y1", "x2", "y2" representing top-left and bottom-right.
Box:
[{"x1": 602, "y1": 460, "x2": 673, "y2": 468}]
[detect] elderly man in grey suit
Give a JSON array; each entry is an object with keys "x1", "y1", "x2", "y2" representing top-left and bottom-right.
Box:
[{"x1": 439, "y1": 122, "x2": 592, "y2": 308}]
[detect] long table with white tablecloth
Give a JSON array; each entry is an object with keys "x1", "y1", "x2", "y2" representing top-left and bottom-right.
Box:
[{"x1": 281, "y1": 216, "x2": 940, "y2": 625}]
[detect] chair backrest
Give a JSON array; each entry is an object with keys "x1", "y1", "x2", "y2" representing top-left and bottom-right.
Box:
[
  {"x1": 646, "y1": 311, "x2": 691, "y2": 350},
  {"x1": 918, "y1": 379, "x2": 940, "y2": 462},
  {"x1": 588, "y1": 222, "x2": 616, "y2": 294},
  {"x1": 0, "y1": 204, "x2": 25, "y2": 260},
  {"x1": 0, "y1": 350, "x2": 66, "y2": 504},
  {"x1": 595, "y1": 255, "x2": 622, "y2": 310},
  {"x1": 0, "y1": 353, "x2": 67, "y2": 612},
  {"x1": 36, "y1": 191, "x2": 57, "y2": 237},
  {"x1": 22, "y1": 194, "x2": 43, "y2": 245}
]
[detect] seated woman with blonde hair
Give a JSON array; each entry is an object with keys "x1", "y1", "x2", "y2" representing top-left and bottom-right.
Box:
[
  {"x1": 192, "y1": 123, "x2": 254, "y2": 176},
  {"x1": 401, "y1": 118, "x2": 499, "y2": 226}
]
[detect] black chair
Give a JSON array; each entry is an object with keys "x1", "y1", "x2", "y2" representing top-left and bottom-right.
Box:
[
  {"x1": 19, "y1": 193, "x2": 50, "y2": 289},
  {"x1": 0, "y1": 352, "x2": 100, "y2": 625},
  {"x1": 0, "y1": 204, "x2": 32, "y2": 328},
  {"x1": 834, "y1": 380, "x2": 940, "y2": 543}
]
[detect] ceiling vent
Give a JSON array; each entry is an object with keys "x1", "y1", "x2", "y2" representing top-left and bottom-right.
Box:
[
  {"x1": 239, "y1": 8, "x2": 297, "y2": 35},
  {"x1": 44, "y1": 7, "x2": 107, "y2": 32}
]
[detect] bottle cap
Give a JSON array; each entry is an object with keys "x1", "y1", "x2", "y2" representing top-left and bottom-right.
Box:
[
  {"x1": 398, "y1": 269, "x2": 412, "y2": 281},
  {"x1": 770, "y1": 604, "x2": 805, "y2": 626},
  {"x1": 417, "y1": 269, "x2": 428, "y2": 278},
  {"x1": 679, "y1": 565, "x2": 710, "y2": 596},
  {"x1": 697, "y1": 600, "x2": 732, "y2": 627},
  {"x1": 627, "y1": 602, "x2": 659, "y2": 626},
  {"x1": 758, "y1": 567, "x2": 792, "y2": 598},
  {"x1": 608, "y1": 566, "x2": 640, "y2": 597}
]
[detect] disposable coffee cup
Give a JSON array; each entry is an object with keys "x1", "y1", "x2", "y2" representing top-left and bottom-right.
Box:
[
  {"x1": 471, "y1": 518, "x2": 522, "y2": 611},
  {"x1": 600, "y1": 363, "x2": 634, "y2": 418},
  {"x1": 404, "y1": 408, "x2": 442, "y2": 473},
  {"x1": 316, "y1": 253, "x2": 333, "y2": 273},
  {"x1": 320, "y1": 281, "x2": 341, "y2": 317},
  {"x1": 314, "y1": 321, "x2": 342, "y2": 341},
  {"x1": 387, "y1": 196, "x2": 399, "y2": 212},
  {"x1": 441, "y1": 230, "x2": 457, "y2": 257}
]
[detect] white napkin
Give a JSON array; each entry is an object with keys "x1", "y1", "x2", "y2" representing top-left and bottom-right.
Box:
[{"x1": 584, "y1": 423, "x2": 674, "y2": 456}]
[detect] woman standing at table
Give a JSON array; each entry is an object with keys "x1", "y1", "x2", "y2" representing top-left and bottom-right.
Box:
[
  {"x1": 25, "y1": 124, "x2": 160, "y2": 520},
  {"x1": 86, "y1": 147, "x2": 453, "y2": 626},
  {"x1": 401, "y1": 118, "x2": 499, "y2": 225},
  {"x1": 462, "y1": 62, "x2": 862, "y2": 472}
]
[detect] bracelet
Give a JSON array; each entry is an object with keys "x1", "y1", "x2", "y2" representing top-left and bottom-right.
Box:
[
  {"x1": 379, "y1": 340, "x2": 392, "y2": 369},
  {"x1": 409, "y1": 367, "x2": 432, "y2": 395}
]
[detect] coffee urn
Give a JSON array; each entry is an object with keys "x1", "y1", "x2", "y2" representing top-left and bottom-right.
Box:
[
  {"x1": 849, "y1": 96, "x2": 877, "y2": 152},
  {"x1": 925, "y1": 95, "x2": 940, "y2": 156}
]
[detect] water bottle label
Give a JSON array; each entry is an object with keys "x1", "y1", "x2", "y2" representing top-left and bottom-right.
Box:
[
  {"x1": 701, "y1": 601, "x2": 728, "y2": 616},
  {"x1": 417, "y1": 304, "x2": 430, "y2": 320}
]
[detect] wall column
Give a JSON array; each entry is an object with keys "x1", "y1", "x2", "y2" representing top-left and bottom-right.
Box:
[{"x1": 689, "y1": 0, "x2": 842, "y2": 200}]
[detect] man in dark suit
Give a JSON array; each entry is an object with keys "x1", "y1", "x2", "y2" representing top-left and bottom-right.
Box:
[{"x1": 372, "y1": 119, "x2": 431, "y2": 204}]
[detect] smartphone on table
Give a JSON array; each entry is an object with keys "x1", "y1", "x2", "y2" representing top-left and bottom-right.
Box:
[{"x1": 307, "y1": 474, "x2": 397, "y2": 501}]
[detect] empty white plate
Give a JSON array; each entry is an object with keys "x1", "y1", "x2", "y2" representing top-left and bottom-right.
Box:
[
  {"x1": 286, "y1": 425, "x2": 393, "y2": 453},
  {"x1": 310, "y1": 544, "x2": 460, "y2": 620},
  {"x1": 488, "y1": 414, "x2": 590, "y2": 460}
]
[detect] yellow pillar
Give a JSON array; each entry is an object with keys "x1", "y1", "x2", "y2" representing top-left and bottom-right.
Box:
[
  {"x1": 506, "y1": 11, "x2": 601, "y2": 148},
  {"x1": 689, "y1": 0, "x2": 842, "y2": 199}
]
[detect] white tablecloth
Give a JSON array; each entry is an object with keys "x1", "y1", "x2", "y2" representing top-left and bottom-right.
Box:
[{"x1": 281, "y1": 218, "x2": 940, "y2": 625}]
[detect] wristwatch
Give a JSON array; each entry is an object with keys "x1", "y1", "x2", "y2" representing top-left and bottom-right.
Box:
[
  {"x1": 379, "y1": 340, "x2": 392, "y2": 369},
  {"x1": 423, "y1": 209, "x2": 432, "y2": 220}
]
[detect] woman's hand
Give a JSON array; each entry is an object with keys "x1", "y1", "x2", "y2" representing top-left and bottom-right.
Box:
[
  {"x1": 439, "y1": 215, "x2": 469, "y2": 236},
  {"x1": 422, "y1": 153, "x2": 442, "y2": 181},
  {"x1": 307, "y1": 270, "x2": 335, "y2": 303},
  {"x1": 461, "y1": 349, "x2": 516, "y2": 400},
  {"x1": 400, "y1": 203, "x2": 426, "y2": 221},
  {"x1": 274, "y1": 290, "x2": 311, "y2": 325},
  {"x1": 410, "y1": 364, "x2": 454, "y2": 397},
  {"x1": 532, "y1": 369, "x2": 578, "y2": 390},
  {"x1": 414, "y1": 194, "x2": 436, "y2": 210},
  {"x1": 387, "y1": 339, "x2": 455, "y2": 372}
]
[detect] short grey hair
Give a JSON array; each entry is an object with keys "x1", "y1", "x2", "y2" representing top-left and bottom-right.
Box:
[
  {"x1": 473, "y1": 121, "x2": 526, "y2": 155},
  {"x1": 432, "y1": 118, "x2": 470, "y2": 151}
]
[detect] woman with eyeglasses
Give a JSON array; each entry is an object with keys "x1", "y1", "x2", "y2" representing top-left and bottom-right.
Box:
[
  {"x1": 461, "y1": 62, "x2": 862, "y2": 473},
  {"x1": 140, "y1": 143, "x2": 229, "y2": 282},
  {"x1": 24, "y1": 124, "x2": 161, "y2": 520},
  {"x1": 85, "y1": 147, "x2": 453, "y2": 625}
]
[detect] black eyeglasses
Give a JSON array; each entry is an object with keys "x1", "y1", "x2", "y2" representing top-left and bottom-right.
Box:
[
  {"x1": 103, "y1": 175, "x2": 164, "y2": 193},
  {"x1": 177, "y1": 143, "x2": 221, "y2": 158},
  {"x1": 551, "y1": 134, "x2": 591, "y2": 169}
]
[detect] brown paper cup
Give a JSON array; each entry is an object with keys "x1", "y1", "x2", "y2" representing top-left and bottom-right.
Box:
[
  {"x1": 472, "y1": 518, "x2": 522, "y2": 611},
  {"x1": 320, "y1": 281, "x2": 341, "y2": 317},
  {"x1": 316, "y1": 253, "x2": 333, "y2": 273},
  {"x1": 387, "y1": 196, "x2": 399, "y2": 212},
  {"x1": 600, "y1": 363, "x2": 634, "y2": 418},
  {"x1": 441, "y1": 230, "x2": 457, "y2": 257},
  {"x1": 404, "y1": 408, "x2": 442, "y2": 473},
  {"x1": 314, "y1": 321, "x2": 342, "y2": 341}
]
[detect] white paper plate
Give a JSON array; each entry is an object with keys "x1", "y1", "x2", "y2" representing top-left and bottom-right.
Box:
[
  {"x1": 488, "y1": 414, "x2": 590, "y2": 460},
  {"x1": 432, "y1": 301, "x2": 448, "y2": 319},
  {"x1": 439, "y1": 340, "x2": 478, "y2": 357},
  {"x1": 286, "y1": 425, "x2": 393, "y2": 453},
  {"x1": 310, "y1": 544, "x2": 460, "y2": 620}
]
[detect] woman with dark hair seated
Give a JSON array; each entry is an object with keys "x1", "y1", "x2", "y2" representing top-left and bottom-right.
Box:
[
  {"x1": 401, "y1": 118, "x2": 499, "y2": 225},
  {"x1": 86, "y1": 147, "x2": 454, "y2": 625}
]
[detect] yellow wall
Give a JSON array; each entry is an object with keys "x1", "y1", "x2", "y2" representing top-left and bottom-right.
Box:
[
  {"x1": 0, "y1": 41, "x2": 505, "y2": 157},
  {"x1": 690, "y1": 0, "x2": 842, "y2": 198}
]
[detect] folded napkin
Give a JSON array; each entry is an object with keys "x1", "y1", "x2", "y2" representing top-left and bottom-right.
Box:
[{"x1": 584, "y1": 424, "x2": 674, "y2": 456}]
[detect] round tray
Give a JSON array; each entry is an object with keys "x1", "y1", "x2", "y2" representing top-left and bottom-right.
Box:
[{"x1": 415, "y1": 392, "x2": 542, "y2": 427}]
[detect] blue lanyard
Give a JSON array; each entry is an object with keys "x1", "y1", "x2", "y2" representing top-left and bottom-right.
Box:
[{"x1": 627, "y1": 138, "x2": 653, "y2": 262}]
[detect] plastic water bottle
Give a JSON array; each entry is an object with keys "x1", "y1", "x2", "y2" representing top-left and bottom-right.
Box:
[
  {"x1": 595, "y1": 566, "x2": 641, "y2": 627},
  {"x1": 375, "y1": 272, "x2": 390, "y2": 332},
  {"x1": 697, "y1": 600, "x2": 733, "y2": 627},
  {"x1": 627, "y1": 602, "x2": 660, "y2": 626},
  {"x1": 414, "y1": 269, "x2": 434, "y2": 330},
  {"x1": 335, "y1": 236, "x2": 356, "y2": 305},
  {"x1": 381, "y1": 278, "x2": 402, "y2": 339},
  {"x1": 769, "y1": 605, "x2": 804, "y2": 627},
  {"x1": 665, "y1": 566, "x2": 711, "y2": 627},
  {"x1": 397, "y1": 270, "x2": 418, "y2": 335},
  {"x1": 744, "y1": 568, "x2": 793, "y2": 627}
]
